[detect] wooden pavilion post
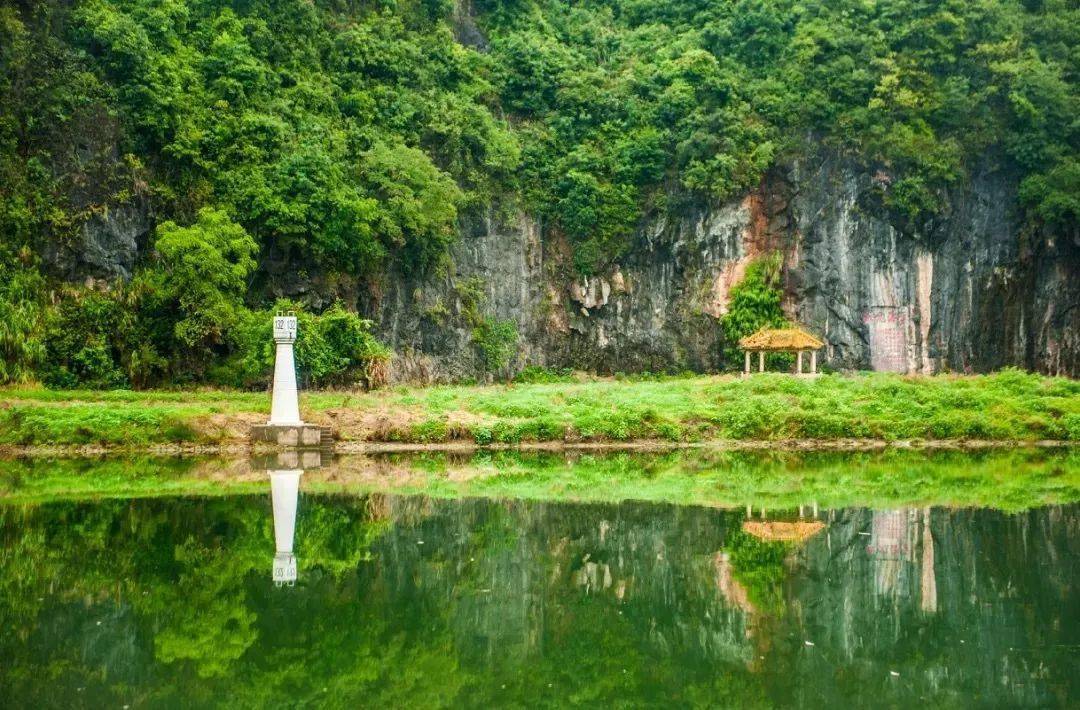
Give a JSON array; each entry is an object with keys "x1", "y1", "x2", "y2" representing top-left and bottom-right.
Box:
[
  {"x1": 758, "y1": 351, "x2": 764, "y2": 373},
  {"x1": 811, "y1": 350, "x2": 817, "y2": 374},
  {"x1": 796, "y1": 351, "x2": 803, "y2": 375},
  {"x1": 744, "y1": 350, "x2": 750, "y2": 376}
]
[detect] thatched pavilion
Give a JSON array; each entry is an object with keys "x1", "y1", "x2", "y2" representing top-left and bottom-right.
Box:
[
  {"x1": 742, "y1": 520, "x2": 826, "y2": 543},
  {"x1": 739, "y1": 326, "x2": 824, "y2": 376},
  {"x1": 741, "y1": 503, "x2": 827, "y2": 543}
]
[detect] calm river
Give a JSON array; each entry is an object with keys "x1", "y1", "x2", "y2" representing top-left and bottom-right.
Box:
[{"x1": 0, "y1": 450, "x2": 1077, "y2": 707}]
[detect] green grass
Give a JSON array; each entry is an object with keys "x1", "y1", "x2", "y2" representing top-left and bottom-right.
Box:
[
  {"x1": 1, "y1": 369, "x2": 1078, "y2": 447},
  {"x1": 1, "y1": 448, "x2": 1077, "y2": 511},
  {"x1": 0, "y1": 456, "x2": 264, "y2": 501},
  {"x1": 417, "y1": 448, "x2": 1079, "y2": 511},
  {"x1": 0, "y1": 404, "x2": 214, "y2": 446}
]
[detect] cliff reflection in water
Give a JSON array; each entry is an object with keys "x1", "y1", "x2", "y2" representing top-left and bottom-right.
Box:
[{"x1": 0, "y1": 493, "x2": 1076, "y2": 707}]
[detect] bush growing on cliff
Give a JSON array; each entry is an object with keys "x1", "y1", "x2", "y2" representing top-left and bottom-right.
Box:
[
  {"x1": 149, "y1": 207, "x2": 257, "y2": 351},
  {"x1": 472, "y1": 317, "x2": 519, "y2": 374},
  {"x1": 0, "y1": 258, "x2": 47, "y2": 384},
  {"x1": 719, "y1": 253, "x2": 792, "y2": 369}
]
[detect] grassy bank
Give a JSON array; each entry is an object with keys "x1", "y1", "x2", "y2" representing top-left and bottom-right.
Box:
[
  {"x1": 1, "y1": 448, "x2": 1077, "y2": 511},
  {"x1": 1, "y1": 370, "x2": 1078, "y2": 449}
]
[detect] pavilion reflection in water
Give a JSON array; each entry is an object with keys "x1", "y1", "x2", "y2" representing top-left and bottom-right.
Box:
[
  {"x1": 715, "y1": 504, "x2": 828, "y2": 622},
  {"x1": 737, "y1": 504, "x2": 939, "y2": 615}
]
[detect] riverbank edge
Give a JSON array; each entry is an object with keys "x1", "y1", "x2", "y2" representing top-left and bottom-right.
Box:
[
  {"x1": 3, "y1": 372, "x2": 1077, "y2": 452},
  {"x1": 0, "y1": 437, "x2": 1074, "y2": 460}
]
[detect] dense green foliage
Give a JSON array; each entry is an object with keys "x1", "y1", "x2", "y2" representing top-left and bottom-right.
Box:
[
  {"x1": 151, "y1": 207, "x2": 257, "y2": 350},
  {"x1": 1, "y1": 369, "x2": 1076, "y2": 447},
  {"x1": 719, "y1": 252, "x2": 792, "y2": 369},
  {"x1": 214, "y1": 302, "x2": 391, "y2": 389},
  {"x1": 1, "y1": 0, "x2": 1077, "y2": 385},
  {"x1": 1, "y1": 0, "x2": 513, "y2": 386},
  {"x1": 481, "y1": 0, "x2": 1079, "y2": 267},
  {"x1": 720, "y1": 254, "x2": 785, "y2": 345},
  {"x1": 0, "y1": 256, "x2": 47, "y2": 383}
]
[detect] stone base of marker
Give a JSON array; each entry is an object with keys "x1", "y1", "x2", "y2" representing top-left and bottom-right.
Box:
[
  {"x1": 250, "y1": 424, "x2": 333, "y2": 448},
  {"x1": 250, "y1": 449, "x2": 326, "y2": 471},
  {"x1": 273, "y1": 552, "x2": 297, "y2": 585}
]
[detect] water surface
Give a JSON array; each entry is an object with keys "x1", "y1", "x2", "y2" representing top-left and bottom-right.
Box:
[{"x1": 1, "y1": 451, "x2": 1078, "y2": 707}]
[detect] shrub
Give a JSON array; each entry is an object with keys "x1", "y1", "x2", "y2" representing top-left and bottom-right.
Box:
[
  {"x1": 42, "y1": 288, "x2": 130, "y2": 389},
  {"x1": 472, "y1": 317, "x2": 518, "y2": 372},
  {"x1": 0, "y1": 260, "x2": 48, "y2": 384},
  {"x1": 514, "y1": 366, "x2": 574, "y2": 384},
  {"x1": 407, "y1": 418, "x2": 450, "y2": 443},
  {"x1": 151, "y1": 207, "x2": 257, "y2": 350},
  {"x1": 1061, "y1": 413, "x2": 1080, "y2": 442},
  {"x1": 213, "y1": 301, "x2": 391, "y2": 389},
  {"x1": 720, "y1": 253, "x2": 789, "y2": 369}
]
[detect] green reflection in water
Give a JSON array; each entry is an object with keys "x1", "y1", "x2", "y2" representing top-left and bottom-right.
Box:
[
  {"x1": 0, "y1": 476, "x2": 1077, "y2": 707},
  {"x1": 2, "y1": 447, "x2": 1078, "y2": 510}
]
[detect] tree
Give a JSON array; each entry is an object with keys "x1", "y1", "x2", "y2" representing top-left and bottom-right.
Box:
[
  {"x1": 720, "y1": 252, "x2": 788, "y2": 367},
  {"x1": 151, "y1": 207, "x2": 257, "y2": 350},
  {"x1": 360, "y1": 141, "x2": 464, "y2": 273}
]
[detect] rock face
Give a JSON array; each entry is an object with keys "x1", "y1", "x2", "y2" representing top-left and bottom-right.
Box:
[
  {"x1": 787, "y1": 151, "x2": 1078, "y2": 376},
  {"x1": 362, "y1": 195, "x2": 753, "y2": 381},
  {"x1": 53, "y1": 146, "x2": 1075, "y2": 380},
  {"x1": 69, "y1": 200, "x2": 152, "y2": 282},
  {"x1": 364, "y1": 147, "x2": 1078, "y2": 380},
  {"x1": 42, "y1": 198, "x2": 152, "y2": 284},
  {"x1": 38, "y1": 106, "x2": 155, "y2": 284}
]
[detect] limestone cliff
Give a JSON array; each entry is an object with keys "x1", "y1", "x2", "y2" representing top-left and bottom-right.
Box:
[
  {"x1": 58, "y1": 145, "x2": 1077, "y2": 381},
  {"x1": 364, "y1": 147, "x2": 1078, "y2": 380}
]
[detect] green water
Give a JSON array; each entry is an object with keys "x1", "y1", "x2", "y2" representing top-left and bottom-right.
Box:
[{"x1": 1, "y1": 452, "x2": 1078, "y2": 707}]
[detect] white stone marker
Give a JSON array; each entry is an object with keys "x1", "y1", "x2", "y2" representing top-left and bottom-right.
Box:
[
  {"x1": 270, "y1": 469, "x2": 301, "y2": 585},
  {"x1": 269, "y1": 313, "x2": 303, "y2": 426}
]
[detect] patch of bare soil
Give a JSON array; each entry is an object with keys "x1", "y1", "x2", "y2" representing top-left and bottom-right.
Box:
[
  {"x1": 190, "y1": 412, "x2": 265, "y2": 442},
  {"x1": 304, "y1": 406, "x2": 426, "y2": 440}
]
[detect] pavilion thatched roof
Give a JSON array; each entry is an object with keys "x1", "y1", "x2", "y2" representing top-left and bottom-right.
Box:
[
  {"x1": 739, "y1": 326, "x2": 824, "y2": 352},
  {"x1": 742, "y1": 520, "x2": 826, "y2": 543}
]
